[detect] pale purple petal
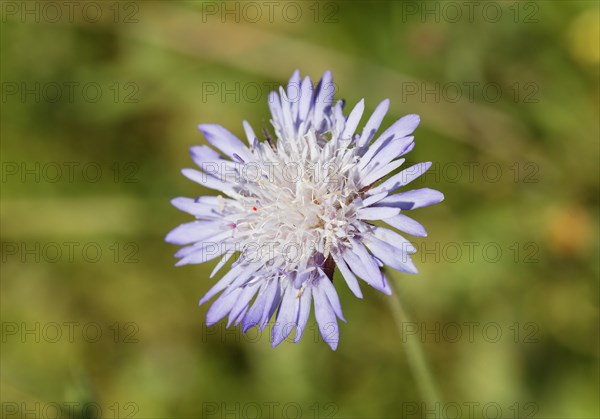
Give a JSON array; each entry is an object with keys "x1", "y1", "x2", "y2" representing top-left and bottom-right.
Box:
[
  {"x1": 242, "y1": 279, "x2": 276, "y2": 332},
  {"x1": 384, "y1": 214, "x2": 428, "y2": 237},
  {"x1": 342, "y1": 240, "x2": 386, "y2": 292},
  {"x1": 358, "y1": 135, "x2": 413, "y2": 173},
  {"x1": 312, "y1": 70, "x2": 334, "y2": 132},
  {"x1": 272, "y1": 284, "x2": 299, "y2": 347},
  {"x1": 287, "y1": 69, "x2": 301, "y2": 122},
  {"x1": 359, "y1": 136, "x2": 413, "y2": 174},
  {"x1": 361, "y1": 191, "x2": 389, "y2": 207},
  {"x1": 369, "y1": 162, "x2": 432, "y2": 195},
  {"x1": 312, "y1": 281, "x2": 339, "y2": 350},
  {"x1": 181, "y1": 168, "x2": 234, "y2": 194},
  {"x1": 197, "y1": 124, "x2": 253, "y2": 162},
  {"x1": 342, "y1": 99, "x2": 364, "y2": 140},
  {"x1": 298, "y1": 76, "x2": 314, "y2": 125},
  {"x1": 170, "y1": 197, "x2": 223, "y2": 219},
  {"x1": 376, "y1": 188, "x2": 445, "y2": 210},
  {"x1": 268, "y1": 91, "x2": 283, "y2": 130},
  {"x1": 363, "y1": 235, "x2": 419, "y2": 275},
  {"x1": 234, "y1": 306, "x2": 249, "y2": 326},
  {"x1": 294, "y1": 286, "x2": 313, "y2": 343},
  {"x1": 356, "y1": 206, "x2": 400, "y2": 221},
  {"x1": 190, "y1": 145, "x2": 224, "y2": 168},
  {"x1": 379, "y1": 274, "x2": 392, "y2": 295},
  {"x1": 200, "y1": 262, "x2": 258, "y2": 306},
  {"x1": 242, "y1": 121, "x2": 257, "y2": 145},
  {"x1": 316, "y1": 269, "x2": 345, "y2": 321},
  {"x1": 279, "y1": 87, "x2": 296, "y2": 139},
  {"x1": 357, "y1": 99, "x2": 389, "y2": 149},
  {"x1": 333, "y1": 100, "x2": 345, "y2": 135},
  {"x1": 376, "y1": 114, "x2": 420, "y2": 142},
  {"x1": 259, "y1": 281, "x2": 282, "y2": 330},
  {"x1": 175, "y1": 239, "x2": 233, "y2": 266},
  {"x1": 206, "y1": 287, "x2": 242, "y2": 326},
  {"x1": 165, "y1": 220, "x2": 225, "y2": 245},
  {"x1": 333, "y1": 254, "x2": 363, "y2": 298},
  {"x1": 224, "y1": 264, "x2": 263, "y2": 291},
  {"x1": 210, "y1": 251, "x2": 235, "y2": 278},
  {"x1": 359, "y1": 113, "x2": 419, "y2": 166},
  {"x1": 359, "y1": 158, "x2": 406, "y2": 187},
  {"x1": 372, "y1": 226, "x2": 416, "y2": 253},
  {"x1": 227, "y1": 283, "x2": 260, "y2": 327}
]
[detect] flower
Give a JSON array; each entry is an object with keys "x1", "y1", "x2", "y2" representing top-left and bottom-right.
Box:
[{"x1": 166, "y1": 70, "x2": 444, "y2": 350}]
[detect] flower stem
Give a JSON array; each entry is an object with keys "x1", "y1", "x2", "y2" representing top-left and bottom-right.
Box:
[{"x1": 387, "y1": 281, "x2": 442, "y2": 405}]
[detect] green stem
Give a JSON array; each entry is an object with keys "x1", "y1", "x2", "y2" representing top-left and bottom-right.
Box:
[{"x1": 387, "y1": 281, "x2": 442, "y2": 405}]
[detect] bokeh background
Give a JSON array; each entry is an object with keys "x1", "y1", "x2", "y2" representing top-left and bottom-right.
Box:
[{"x1": 1, "y1": 1, "x2": 598, "y2": 418}]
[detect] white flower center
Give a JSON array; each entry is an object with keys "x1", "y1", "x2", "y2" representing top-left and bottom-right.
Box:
[{"x1": 232, "y1": 131, "x2": 364, "y2": 273}]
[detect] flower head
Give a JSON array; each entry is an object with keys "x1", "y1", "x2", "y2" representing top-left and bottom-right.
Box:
[{"x1": 166, "y1": 70, "x2": 444, "y2": 350}]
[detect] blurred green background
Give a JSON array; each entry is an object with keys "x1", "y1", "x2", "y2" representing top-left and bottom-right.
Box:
[{"x1": 1, "y1": 1, "x2": 598, "y2": 418}]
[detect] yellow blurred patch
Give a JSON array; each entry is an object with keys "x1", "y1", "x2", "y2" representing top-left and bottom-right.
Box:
[
  {"x1": 546, "y1": 205, "x2": 592, "y2": 257},
  {"x1": 567, "y1": 8, "x2": 600, "y2": 65}
]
